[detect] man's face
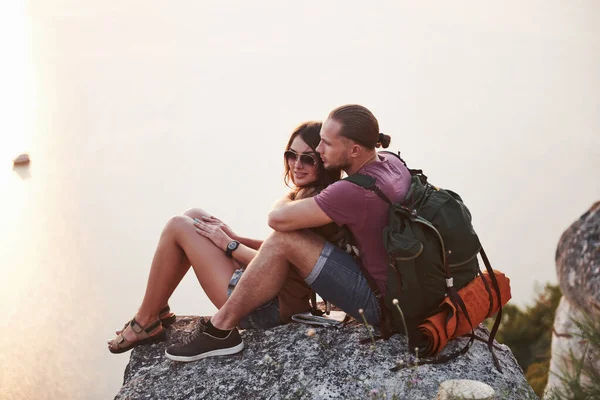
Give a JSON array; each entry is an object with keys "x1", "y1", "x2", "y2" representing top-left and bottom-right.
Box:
[{"x1": 316, "y1": 118, "x2": 351, "y2": 171}]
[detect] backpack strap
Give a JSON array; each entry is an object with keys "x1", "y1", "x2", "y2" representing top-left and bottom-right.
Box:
[
  {"x1": 344, "y1": 174, "x2": 392, "y2": 205},
  {"x1": 479, "y1": 247, "x2": 504, "y2": 372}
]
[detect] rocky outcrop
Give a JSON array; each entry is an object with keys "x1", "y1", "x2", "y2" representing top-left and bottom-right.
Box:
[
  {"x1": 115, "y1": 317, "x2": 535, "y2": 399},
  {"x1": 545, "y1": 201, "x2": 600, "y2": 397},
  {"x1": 555, "y1": 201, "x2": 600, "y2": 317}
]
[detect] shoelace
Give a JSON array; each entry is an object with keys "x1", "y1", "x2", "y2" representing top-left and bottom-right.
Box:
[{"x1": 180, "y1": 320, "x2": 207, "y2": 346}]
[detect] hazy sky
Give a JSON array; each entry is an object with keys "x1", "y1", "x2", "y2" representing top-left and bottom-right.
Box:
[
  {"x1": 6, "y1": 0, "x2": 597, "y2": 300},
  {"x1": 0, "y1": 1, "x2": 599, "y2": 398}
]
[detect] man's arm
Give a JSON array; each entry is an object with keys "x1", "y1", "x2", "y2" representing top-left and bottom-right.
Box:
[{"x1": 268, "y1": 197, "x2": 333, "y2": 232}]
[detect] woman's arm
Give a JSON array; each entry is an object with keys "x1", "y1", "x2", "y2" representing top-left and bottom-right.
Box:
[
  {"x1": 194, "y1": 219, "x2": 258, "y2": 266},
  {"x1": 234, "y1": 236, "x2": 263, "y2": 251},
  {"x1": 228, "y1": 243, "x2": 257, "y2": 266}
]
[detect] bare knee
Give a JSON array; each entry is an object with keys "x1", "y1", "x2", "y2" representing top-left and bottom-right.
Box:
[
  {"x1": 263, "y1": 230, "x2": 324, "y2": 275},
  {"x1": 263, "y1": 230, "x2": 311, "y2": 251},
  {"x1": 163, "y1": 215, "x2": 192, "y2": 237},
  {"x1": 265, "y1": 230, "x2": 295, "y2": 245},
  {"x1": 182, "y1": 208, "x2": 210, "y2": 220}
]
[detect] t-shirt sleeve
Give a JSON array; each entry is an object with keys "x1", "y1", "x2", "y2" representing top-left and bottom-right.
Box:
[{"x1": 314, "y1": 181, "x2": 366, "y2": 226}]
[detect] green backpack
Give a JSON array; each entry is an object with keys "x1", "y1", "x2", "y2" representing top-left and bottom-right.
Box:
[{"x1": 344, "y1": 151, "x2": 503, "y2": 370}]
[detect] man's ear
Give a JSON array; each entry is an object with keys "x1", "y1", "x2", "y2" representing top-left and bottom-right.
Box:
[{"x1": 349, "y1": 144, "x2": 363, "y2": 158}]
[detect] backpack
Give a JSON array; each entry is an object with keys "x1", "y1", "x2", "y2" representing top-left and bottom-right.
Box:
[{"x1": 344, "y1": 151, "x2": 505, "y2": 371}]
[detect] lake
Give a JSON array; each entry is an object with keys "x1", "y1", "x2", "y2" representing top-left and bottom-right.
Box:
[{"x1": 1, "y1": 1, "x2": 598, "y2": 398}]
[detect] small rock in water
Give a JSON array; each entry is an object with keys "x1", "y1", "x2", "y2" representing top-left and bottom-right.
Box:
[{"x1": 13, "y1": 153, "x2": 30, "y2": 166}]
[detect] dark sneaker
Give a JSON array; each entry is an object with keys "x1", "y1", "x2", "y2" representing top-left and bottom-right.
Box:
[{"x1": 165, "y1": 324, "x2": 244, "y2": 362}]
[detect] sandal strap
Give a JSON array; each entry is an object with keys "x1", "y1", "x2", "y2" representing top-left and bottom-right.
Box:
[
  {"x1": 130, "y1": 317, "x2": 161, "y2": 337},
  {"x1": 159, "y1": 305, "x2": 171, "y2": 317},
  {"x1": 110, "y1": 317, "x2": 164, "y2": 351},
  {"x1": 115, "y1": 333, "x2": 126, "y2": 345},
  {"x1": 118, "y1": 307, "x2": 172, "y2": 334}
]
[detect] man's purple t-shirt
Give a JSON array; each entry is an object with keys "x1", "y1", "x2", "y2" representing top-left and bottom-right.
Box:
[{"x1": 314, "y1": 153, "x2": 411, "y2": 295}]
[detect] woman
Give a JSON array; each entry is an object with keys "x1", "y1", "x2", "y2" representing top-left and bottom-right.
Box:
[{"x1": 108, "y1": 121, "x2": 341, "y2": 353}]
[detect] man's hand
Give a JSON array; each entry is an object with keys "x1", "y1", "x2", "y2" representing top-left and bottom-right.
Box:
[{"x1": 194, "y1": 218, "x2": 233, "y2": 251}]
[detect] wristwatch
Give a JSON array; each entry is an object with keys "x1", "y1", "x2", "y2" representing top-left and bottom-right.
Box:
[{"x1": 225, "y1": 240, "x2": 240, "y2": 258}]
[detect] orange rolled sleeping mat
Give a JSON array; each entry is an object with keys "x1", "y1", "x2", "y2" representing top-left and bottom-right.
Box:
[{"x1": 410, "y1": 270, "x2": 511, "y2": 358}]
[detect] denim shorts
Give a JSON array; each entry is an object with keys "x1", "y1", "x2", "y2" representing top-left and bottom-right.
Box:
[
  {"x1": 305, "y1": 242, "x2": 381, "y2": 325},
  {"x1": 227, "y1": 269, "x2": 283, "y2": 330}
]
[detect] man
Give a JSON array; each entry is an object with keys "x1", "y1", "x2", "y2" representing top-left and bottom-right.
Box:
[{"x1": 165, "y1": 104, "x2": 412, "y2": 362}]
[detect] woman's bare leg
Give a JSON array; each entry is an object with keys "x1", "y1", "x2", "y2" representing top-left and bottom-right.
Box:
[{"x1": 110, "y1": 208, "x2": 239, "y2": 347}]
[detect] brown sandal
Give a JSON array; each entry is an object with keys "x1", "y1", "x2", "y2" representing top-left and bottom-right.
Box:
[
  {"x1": 159, "y1": 304, "x2": 177, "y2": 327},
  {"x1": 108, "y1": 317, "x2": 166, "y2": 354},
  {"x1": 115, "y1": 305, "x2": 176, "y2": 335}
]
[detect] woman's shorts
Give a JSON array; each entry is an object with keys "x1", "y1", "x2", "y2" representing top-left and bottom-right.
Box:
[{"x1": 227, "y1": 269, "x2": 283, "y2": 330}]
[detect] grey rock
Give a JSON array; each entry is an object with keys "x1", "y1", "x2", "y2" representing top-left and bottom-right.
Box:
[
  {"x1": 115, "y1": 317, "x2": 536, "y2": 400},
  {"x1": 544, "y1": 297, "x2": 600, "y2": 397},
  {"x1": 436, "y1": 379, "x2": 495, "y2": 400},
  {"x1": 546, "y1": 202, "x2": 600, "y2": 397},
  {"x1": 555, "y1": 201, "x2": 600, "y2": 318}
]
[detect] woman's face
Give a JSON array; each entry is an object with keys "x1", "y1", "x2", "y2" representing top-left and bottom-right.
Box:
[{"x1": 286, "y1": 135, "x2": 320, "y2": 187}]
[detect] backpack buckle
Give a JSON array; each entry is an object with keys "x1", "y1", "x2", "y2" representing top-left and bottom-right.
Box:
[{"x1": 446, "y1": 278, "x2": 454, "y2": 288}]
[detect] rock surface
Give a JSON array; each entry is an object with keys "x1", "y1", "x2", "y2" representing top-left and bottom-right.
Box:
[
  {"x1": 436, "y1": 379, "x2": 495, "y2": 400},
  {"x1": 555, "y1": 201, "x2": 600, "y2": 317},
  {"x1": 545, "y1": 297, "x2": 600, "y2": 397},
  {"x1": 115, "y1": 317, "x2": 535, "y2": 399},
  {"x1": 12, "y1": 153, "x2": 30, "y2": 166},
  {"x1": 546, "y1": 201, "x2": 600, "y2": 397}
]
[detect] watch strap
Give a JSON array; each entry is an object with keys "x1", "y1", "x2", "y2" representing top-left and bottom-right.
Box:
[{"x1": 225, "y1": 240, "x2": 240, "y2": 258}]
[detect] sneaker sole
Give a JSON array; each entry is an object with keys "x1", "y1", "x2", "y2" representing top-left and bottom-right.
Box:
[{"x1": 164, "y1": 342, "x2": 244, "y2": 362}]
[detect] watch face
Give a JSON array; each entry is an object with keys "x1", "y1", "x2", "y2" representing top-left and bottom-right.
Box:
[{"x1": 228, "y1": 241, "x2": 238, "y2": 250}]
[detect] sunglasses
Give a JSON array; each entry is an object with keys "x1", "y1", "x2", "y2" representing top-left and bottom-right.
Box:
[{"x1": 284, "y1": 149, "x2": 319, "y2": 167}]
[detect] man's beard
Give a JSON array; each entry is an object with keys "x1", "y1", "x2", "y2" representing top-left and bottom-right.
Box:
[{"x1": 324, "y1": 153, "x2": 351, "y2": 171}]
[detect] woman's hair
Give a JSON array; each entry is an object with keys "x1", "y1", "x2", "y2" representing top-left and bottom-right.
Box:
[
  {"x1": 328, "y1": 104, "x2": 391, "y2": 149},
  {"x1": 283, "y1": 121, "x2": 342, "y2": 192}
]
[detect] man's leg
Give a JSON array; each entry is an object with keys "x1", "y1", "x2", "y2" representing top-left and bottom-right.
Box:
[
  {"x1": 216, "y1": 235, "x2": 381, "y2": 329},
  {"x1": 211, "y1": 229, "x2": 326, "y2": 330},
  {"x1": 304, "y1": 242, "x2": 380, "y2": 325},
  {"x1": 164, "y1": 229, "x2": 326, "y2": 362}
]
